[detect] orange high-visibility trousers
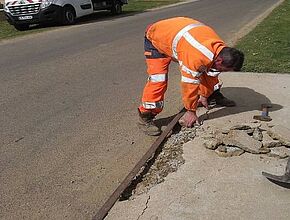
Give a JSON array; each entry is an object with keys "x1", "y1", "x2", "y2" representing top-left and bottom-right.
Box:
[{"x1": 138, "y1": 37, "x2": 171, "y2": 114}]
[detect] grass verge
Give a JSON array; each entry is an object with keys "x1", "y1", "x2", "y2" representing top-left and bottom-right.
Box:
[
  {"x1": 0, "y1": 0, "x2": 182, "y2": 40},
  {"x1": 0, "y1": 19, "x2": 49, "y2": 39},
  {"x1": 123, "y1": 0, "x2": 182, "y2": 12},
  {"x1": 235, "y1": 0, "x2": 290, "y2": 73}
]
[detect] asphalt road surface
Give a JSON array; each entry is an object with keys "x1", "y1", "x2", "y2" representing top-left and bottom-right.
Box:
[{"x1": 0, "y1": 0, "x2": 281, "y2": 219}]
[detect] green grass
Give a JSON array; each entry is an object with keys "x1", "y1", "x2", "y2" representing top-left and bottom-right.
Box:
[
  {"x1": 123, "y1": 0, "x2": 182, "y2": 12},
  {"x1": 0, "y1": 20, "x2": 48, "y2": 39},
  {"x1": 0, "y1": 0, "x2": 181, "y2": 40},
  {"x1": 235, "y1": 0, "x2": 290, "y2": 73}
]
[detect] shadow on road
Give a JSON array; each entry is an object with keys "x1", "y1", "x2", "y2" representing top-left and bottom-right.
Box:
[
  {"x1": 204, "y1": 87, "x2": 283, "y2": 120},
  {"x1": 155, "y1": 87, "x2": 283, "y2": 128}
]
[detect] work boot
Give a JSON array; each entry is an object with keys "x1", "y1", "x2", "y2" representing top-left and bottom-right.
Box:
[
  {"x1": 138, "y1": 109, "x2": 161, "y2": 136},
  {"x1": 208, "y1": 90, "x2": 236, "y2": 107}
]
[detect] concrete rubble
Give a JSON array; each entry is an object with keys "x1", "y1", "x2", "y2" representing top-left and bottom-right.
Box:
[
  {"x1": 223, "y1": 130, "x2": 264, "y2": 153},
  {"x1": 201, "y1": 122, "x2": 290, "y2": 159},
  {"x1": 268, "y1": 125, "x2": 290, "y2": 147},
  {"x1": 120, "y1": 122, "x2": 290, "y2": 200},
  {"x1": 214, "y1": 145, "x2": 245, "y2": 157},
  {"x1": 268, "y1": 146, "x2": 290, "y2": 159},
  {"x1": 262, "y1": 132, "x2": 282, "y2": 148}
]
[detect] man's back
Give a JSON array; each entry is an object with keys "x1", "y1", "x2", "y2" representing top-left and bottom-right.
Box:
[{"x1": 146, "y1": 17, "x2": 225, "y2": 64}]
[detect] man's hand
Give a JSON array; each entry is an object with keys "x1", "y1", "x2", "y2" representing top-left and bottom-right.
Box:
[
  {"x1": 178, "y1": 110, "x2": 200, "y2": 127},
  {"x1": 198, "y1": 95, "x2": 209, "y2": 109}
]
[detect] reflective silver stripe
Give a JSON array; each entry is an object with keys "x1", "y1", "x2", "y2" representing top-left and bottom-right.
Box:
[
  {"x1": 180, "y1": 61, "x2": 202, "y2": 77},
  {"x1": 207, "y1": 68, "x2": 221, "y2": 77},
  {"x1": 142, "y1": 101, "x2": 164, "y2": 109},
  {"x1": 183, "y1": 32, "x2": 214, "y2": 61},
  {"x1": 172, "y1": 23, "x2": 203, "y2": 59},
  {"x1": 148, "y1": 74, "x2": 167, "y2": 82},
  {"x1": 214, "y1": 83, "x2": 220, "y2": 91},
  {"x1": 181, "y1": 76, "x2": 200, "y2": 84}
]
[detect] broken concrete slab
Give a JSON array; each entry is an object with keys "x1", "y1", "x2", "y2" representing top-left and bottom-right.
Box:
[
  {"x1": 221, "y1": 128, "x2": 230, "y2": 134},
  {"x1": 267, "y1": 125, "x2": 290, "y2": 147},
  {"x1": 260, "y1": 122, "x2": 271, "y2": 131},
  {"x1": 230, "y1": 124, "x2": 252, "y2": 130},
  {"x1": 268, "y1": 146, "x2": 290, "y2": 159},
  {"x1": 262, "y1": 132, "x2": 282, "y2": 148},
  {"x1": 252, "y1": 128, "x2": 263, "y2": 141},
  {"x1": 223, "y1": 130, "x2": 264, "y2": 154},
  {"x1": 203, "y1": 137, "x2": 222, "y2": 150},
  {"x1": 245, "y1": 128, "x2": 254, "y2": 135},
  {"x1": 229, "y1": 123, "x2": 265, "y2": 137},
  {"x1": 215, "y1": 145, "x2": 245, "y2": 157}
]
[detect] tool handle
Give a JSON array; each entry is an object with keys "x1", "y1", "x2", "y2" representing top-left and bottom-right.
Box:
[{"x1": 261, "y1": 107, "x2": 269, "y2": 116}]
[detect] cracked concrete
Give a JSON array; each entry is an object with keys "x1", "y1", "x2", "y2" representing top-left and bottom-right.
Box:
[
  {"x1": 193, "y1": 179, "x2": 205, "y2": 190},
  {"x1": 137, "y1": 195, "x2": 150, "y2": 220},
  {"x1": 120, "y1": 127, "x2": 196, "y2": 199}
]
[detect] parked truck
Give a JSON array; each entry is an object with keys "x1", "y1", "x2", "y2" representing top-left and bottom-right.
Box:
[{"x1": 4, "y1": 0, "x2": 128, "y2": 31}]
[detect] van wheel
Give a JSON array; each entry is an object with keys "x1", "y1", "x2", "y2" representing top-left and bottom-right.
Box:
[
  {"x1": 14, "y1": 24, "x2": 29, "y2": 31},
  {"x1": 111, "y1": 1, "x2": 122, "y2": 15},
  {"x1": 62, "y1": 6, "x2": 76, "y2": 25}
]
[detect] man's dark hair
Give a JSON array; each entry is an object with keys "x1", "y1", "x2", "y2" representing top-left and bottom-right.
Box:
[{"x1": 218, "y1": 47, "x2": 244, "y2": 71}]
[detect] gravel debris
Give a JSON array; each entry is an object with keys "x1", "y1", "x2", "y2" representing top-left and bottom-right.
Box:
[{"x1": 122, "y1": 126, "x2": 197, "y2": 199}]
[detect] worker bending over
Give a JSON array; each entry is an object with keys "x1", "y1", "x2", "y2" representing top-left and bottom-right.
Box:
[{"x1": 138, "y1": 17, "x2": 244, "y2": 136}]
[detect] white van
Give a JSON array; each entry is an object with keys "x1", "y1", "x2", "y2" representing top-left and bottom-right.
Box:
[{"x1": 4, "y1": 0, "x2": 128, "y2": 30}]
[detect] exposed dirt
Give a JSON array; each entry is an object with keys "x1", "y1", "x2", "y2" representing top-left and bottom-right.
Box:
[{"x1": 121, "y1": 126, "x2": 198, "y2": 199}]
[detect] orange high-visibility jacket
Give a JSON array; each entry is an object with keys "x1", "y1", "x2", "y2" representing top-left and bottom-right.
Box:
[{"x1": 146, "y1": 17, "x2": 226, "y2": 111}]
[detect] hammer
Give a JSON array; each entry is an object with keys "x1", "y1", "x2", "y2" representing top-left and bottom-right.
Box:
[
  {"x1": 262, "y1": 158, "x2": 290, "y2": 189},
  {"x1": 253, "y1": 103, "x2": 272, "y2": 121}
]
